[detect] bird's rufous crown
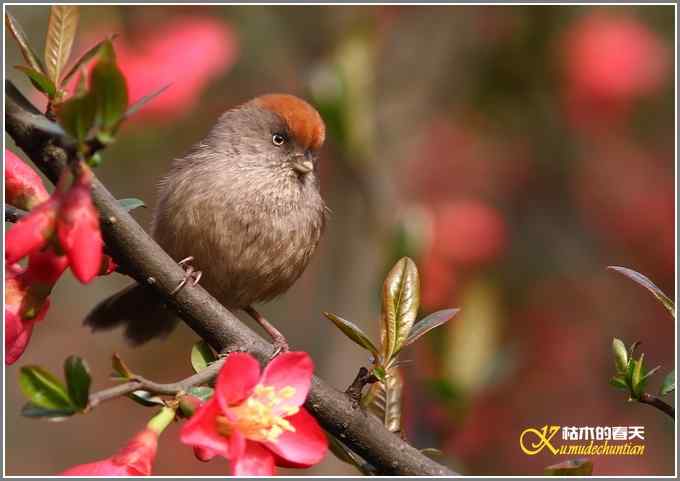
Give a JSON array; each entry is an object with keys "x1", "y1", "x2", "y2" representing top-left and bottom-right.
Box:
[{"x1": 254, "y1": 94, "x2": 326, "y2": 151}]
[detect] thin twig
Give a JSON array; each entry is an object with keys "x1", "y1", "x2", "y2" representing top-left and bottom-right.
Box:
[
  {"x1": 88, "y1": 358, "x2": 225, "y2": 408},
  {"x1": 5, "y1": 205, "x2": 27, "y2": 223},
  {"x1": 345, "y1": 366, "x2": 378, "y2": 407},
  {"x1": 639, "y1": 392, "x2": 675, "y2": 420},
  {"x1": 5, "y1": 81, "x2": 456, "y2": 476}
]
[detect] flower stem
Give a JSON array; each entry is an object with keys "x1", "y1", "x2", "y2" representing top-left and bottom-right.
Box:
[{"x1": 147, "y1": 406, "x2": 177, "y2": 435}]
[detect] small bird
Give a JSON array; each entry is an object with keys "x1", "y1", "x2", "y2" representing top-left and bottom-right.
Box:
[{"x1": 86, "y1": 94, "x2": 327, "y2": 350}]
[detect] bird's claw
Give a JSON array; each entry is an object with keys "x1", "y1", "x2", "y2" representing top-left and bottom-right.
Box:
[{"x1": 171, "y1": 257, "x2": 202, "y2": 296}]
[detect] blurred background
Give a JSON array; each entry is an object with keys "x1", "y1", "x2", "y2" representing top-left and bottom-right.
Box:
[{"x1": 4, "y1": 4, "x2": 675, "y2": 476}]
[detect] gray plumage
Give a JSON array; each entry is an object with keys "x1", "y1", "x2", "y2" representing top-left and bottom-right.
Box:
[{"x1": 85, "y1": 95, "x2": 327, "y2": 344}]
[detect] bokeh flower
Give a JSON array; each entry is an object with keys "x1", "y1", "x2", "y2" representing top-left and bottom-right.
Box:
[
  {"x1": 561, "y1": 12, "x2": 669, "y2": 126},
  {"x1": 180, "y1": 351, "x2": 327, "y2": 475}
]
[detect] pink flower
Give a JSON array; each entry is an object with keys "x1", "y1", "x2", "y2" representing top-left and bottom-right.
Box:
[
  {"x1": 60, "y1": 428, "x2": 158, "y2": 476},
  {"x1": 4, "y1": 260, "x2": 53, "y2": 365},
  {"x1": 56, "y1": 168, "x2": 103, "y2": 284},
  {"x1": 181, "y1": 352, "x2": 327, "y2": 475},
  {"x1": 5, "y1": 149, "x2": 49, "y2": 210},
  {"x1": 5, "y1": 195, "x2": 60, "y2": 264}
]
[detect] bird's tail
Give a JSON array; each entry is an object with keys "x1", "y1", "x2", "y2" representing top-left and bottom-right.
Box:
[{"x1": 84, "y1": 283, "x2": 179, "y2": 345}]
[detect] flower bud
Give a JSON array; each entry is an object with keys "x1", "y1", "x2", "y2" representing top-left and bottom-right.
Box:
[
  {"x1": 5, "y1": 149, "x2": 49, "y2": 210},
  {"x1": 56, "y1": 168, "x2": 103, "y2": 283}
]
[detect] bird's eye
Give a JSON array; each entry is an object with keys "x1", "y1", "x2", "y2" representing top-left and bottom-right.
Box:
[{"x1": 272, "y1": 133, "x2": 286, "y2": 146}]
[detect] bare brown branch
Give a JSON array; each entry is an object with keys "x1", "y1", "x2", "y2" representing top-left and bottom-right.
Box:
[{"x1": 5, "y1": 80, "x2": 456, "y2": 476}]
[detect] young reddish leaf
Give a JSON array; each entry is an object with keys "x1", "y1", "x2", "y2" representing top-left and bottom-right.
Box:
[
  {"x1": 5, "y1": 10, "x2": 46, "y2": 74},
  {"x1": 608, "y1": 266, "x2": 675, "y2": 317},
  {"x1": 112, "y1": 353, "x2": 133, "y2": 379},
  {"x1": 14, "y1": 66, "x2": 57, "y2": 97},
  {"x1": 402, "y1": 308, "x2": 459, "y2": 350},
  {"x1": 64, "y1": 355, "x2": 91, "y2": 410},
  {"x1": 61, "y1": 34, "x2": 119, "y2": 86},
  {"x1": 44, "y1": 5, "x2": 79, "y2": 85},
  {"x1": 381, "y1": 257, "x2": 420, "y2": 361},
  {"x1": 124, "y1": 83, "x2": 172, "y2": 119},
  {"x1": 323, "y1": 312, "x2": 379, "y2": 357}
]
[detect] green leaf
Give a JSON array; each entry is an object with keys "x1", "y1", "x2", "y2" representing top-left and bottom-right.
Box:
[
  {"x1": 125, "y1": 83, "x2": 172, "y2": 118},
  {"x1": 14, "y1": 66, "x2": 57, "y2": 97},
  {"x1": 186, "y1": 386, "x2": 214, "y2": 402},
  {"x1": 64, "y1": 356, "x2": 91, "y2": 410},
  {"x1": 402, "y1": 308, "x2": 459, "y2": 349},
  {"x1": 660, "y1": 370, "x2": 675, "y2": 395},
  {"x1": 641, "y1": 365, "x2": 661, "y2": 382},
  {"x1": 381, "y1": 257, "x2": 420, "y2": 361},
  {"x1": 44, "y1": 5, "x2": 79, "y2": 85},
  {"x1": 128, "y1": 390, "x2": 165, "y2": 407},
  {"x1": 323, "y1": 312, "x2": 379, "y2": 357},
  {"x1": 191, "y1": 340, "x2": 217, "y2": 373},
  {"x1": 608, "y1": 266, "x2": 675, "y2": 317},
  {"x1": 90, "y1": 40, "x2": 128, "y2": 133},
  {"x1": 118, "y1": 198, "x2": 146, "y2": 212},
  {"x1": 631, "y1": 354, "x2": 645, "y2": 399},
  {"x1": 21, "y1": 402, "x2": 76, "y2": 420},
  {"x1": 56, "y1": 90, "x2": 96, "y2": 143},
  {"x1": 5, "y1": 10, "x2": 46, "y2": 74},
  {"x1": 61, "y1": 34, "x2": 118, "y2": 86},
  {"x1": 544, "y1": 458, "x2": 593, "y2": 476},
  {"x1": 609, "y1": 375, "x2": 628, "y2": 391},
  {"x1": 19, "y1": 366, "x2": 73, "y2": 410},
  {"x1": 612, "y1": 338, "x2": 628, "y2": 373}
]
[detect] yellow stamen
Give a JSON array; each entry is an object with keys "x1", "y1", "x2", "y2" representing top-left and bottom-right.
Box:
[{"x1": 216, "y1": 384, "x2": 299, "y2": 443}]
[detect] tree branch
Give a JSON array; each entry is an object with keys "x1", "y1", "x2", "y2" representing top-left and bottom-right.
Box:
[
  {"x1": 88, "y1": 358, "x2": 226, "y2": 408},
  {"x1": 5, "y1": 81, "x2": 456, "y2": 476},
  {"x1": 5, "y1": 205, "x2": 27, "y2": 223},
  {"x1": 638, "y1": 392, "x2": 675, "y2": 420}
]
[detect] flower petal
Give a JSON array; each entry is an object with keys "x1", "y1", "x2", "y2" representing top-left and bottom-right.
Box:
[
  {"x1": 5, "y1": 314, "x2": 33, "y2": 365},
  {"x1": 5, "y1": 197, "x2": 58, "y2": 264},
  {"x1": 232, "y1": 441, "x2": 275, "y2": 476},
  {"x1": 180, "y1": 399, "x2": 231, "y2": 458},
  {"x1": 215, "y1": 352, "x2": 260, "y2": 410},
  {"x1": 60, "y1": 458, "x2": 130, "y2": 476},
  {"x1": 265, "y1": 408, "x2": 327, "y2": 467},
  {"x1": 260, "y1": 351, "x2": 314, "y2": 410}
]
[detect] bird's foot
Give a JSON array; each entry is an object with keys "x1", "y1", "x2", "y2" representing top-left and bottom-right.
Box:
[
  {"x1": 244, "y1": 306, "x2": 290, "y2": 358},
  {"x1": 170, "y1": 256, "x2": 203, "y2": 296}
]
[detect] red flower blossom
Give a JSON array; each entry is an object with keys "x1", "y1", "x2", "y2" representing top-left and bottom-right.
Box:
[
  {"x1": 5, "y1": 250, "x2": 68, "y2": 364},
  {"x1": 61, "y1": 428, "x2": 158, "y2": 476},
  {"x1": 56, "y1": 168, "x2": 103, "y2": 284},
  {"x1": 561, "y1": 12, "x2": 669, "y2": 126},
  {"x1": 5, "y1": 149, "x2": 49, "y2": 210},
  {"x1": 5, "y1": 195, "x2": 60, "y2": 264},
  {"x1": 180, "y1": 351, "x2": 327, "y2": 475}
]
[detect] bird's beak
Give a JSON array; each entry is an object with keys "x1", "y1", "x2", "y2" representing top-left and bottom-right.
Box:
[{"x1": 291, "y1": 154, "x2": 314, "y2": 174}]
